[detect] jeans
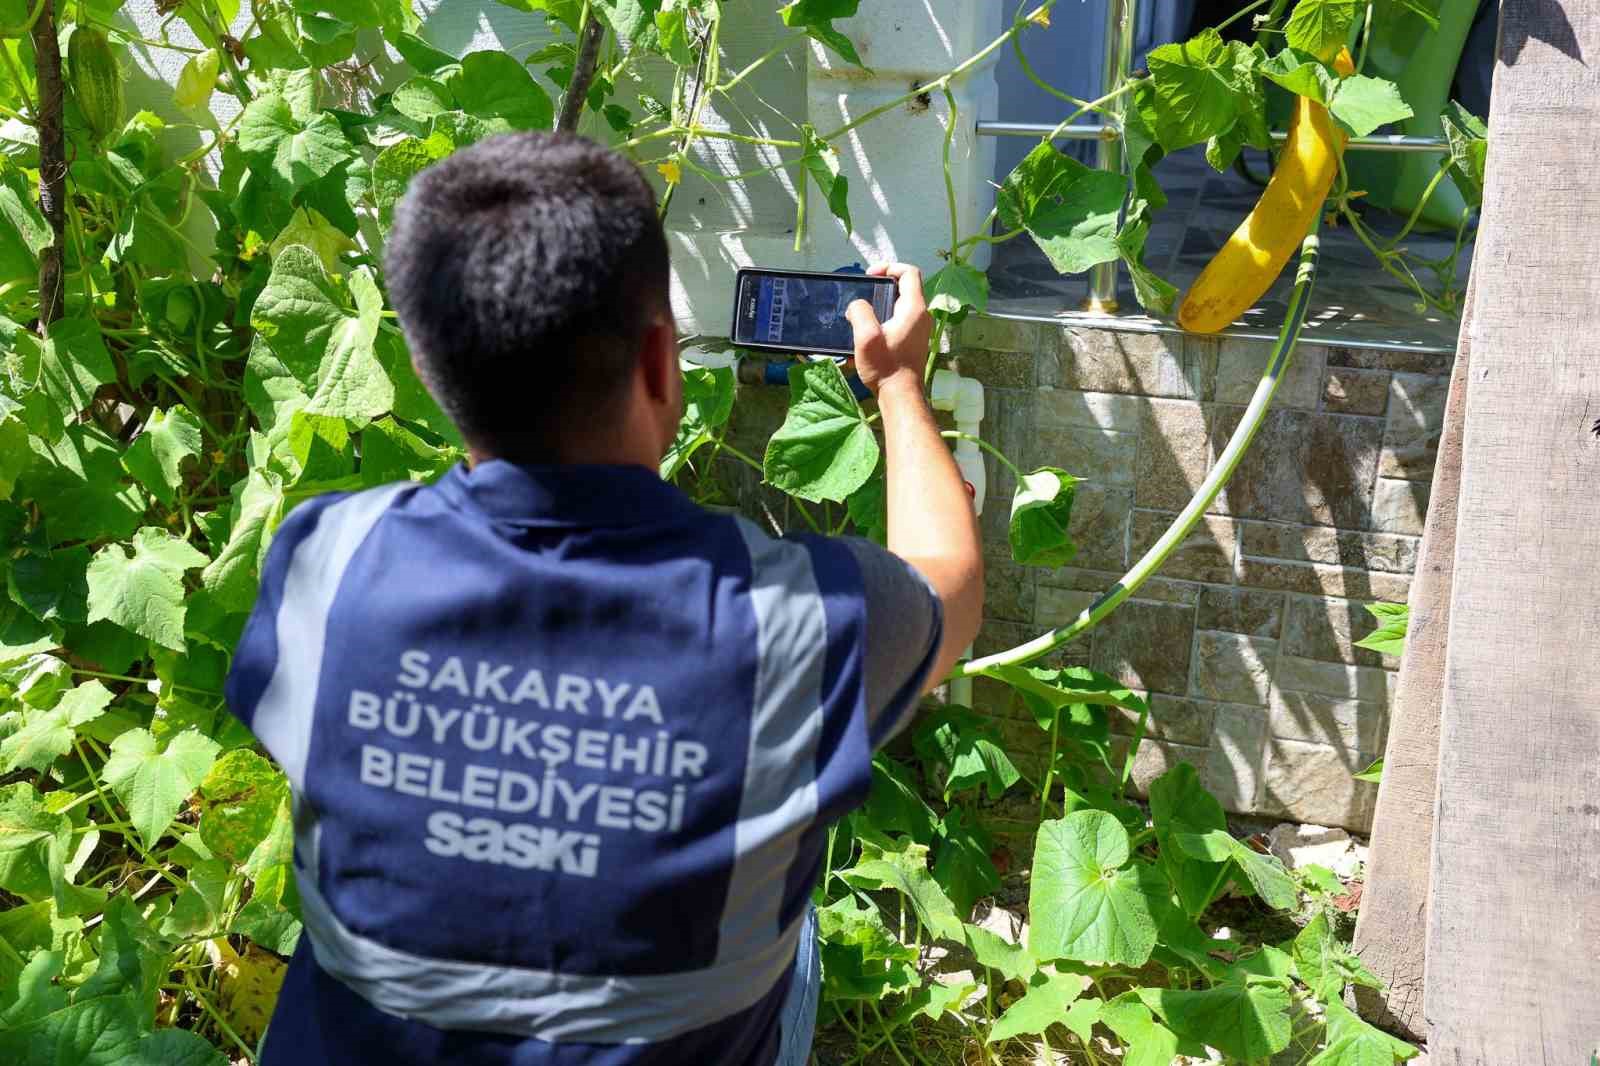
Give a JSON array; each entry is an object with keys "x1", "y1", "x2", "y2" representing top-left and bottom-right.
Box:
[{"x1": 776, "y1": 905, "x2": 820, "y2": 1066}]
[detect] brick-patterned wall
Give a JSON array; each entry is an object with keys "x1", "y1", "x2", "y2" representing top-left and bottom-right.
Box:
[
  {"x1": 954, "y1": 317, "x2": 1450, "y2": 832},
  {"x1": 714, "y1": 316, "x2": 1450, "y2": 833}
]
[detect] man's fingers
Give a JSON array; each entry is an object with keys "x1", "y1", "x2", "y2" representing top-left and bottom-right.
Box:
[
  {"x1": 876, "y1": 263, "x2": 924, "y2": 320},
  {"x1": 845, "y1": 299, "x2": 884, "y2": 355}
]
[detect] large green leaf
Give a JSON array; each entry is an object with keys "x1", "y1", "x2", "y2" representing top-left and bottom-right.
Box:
[
  {"x1": 1285, "y1": 0, "x2": 1362, "y2": 59},
  {"x1": 20, "y1": 426, "x2": 147, "y2": 543},
  {"x1": 372, "y1": 129, "x2": 454, "y2": 229},
  {"x1": 1293, "y1": 911, "x2": 1383, "y2": 1001},
  {"x1": 987, "y1": 971, "x2": 1094, "y2": 1042},
  {"x1": 924, "y1": 262, "x2": 988, "y2": 323},
  {"x1": 35, "y1": 318, "x2": 114, "y2": 441},
  {"x1": 841, "y1": 836, "x2": 964, "y2": 941},
  {"x1": 250, "y1": 246, "x2": 393, "y2": 426},
  {"x1": 0, "y1": 681, "x2": 110, "y2": 774},
  {"x1": 1147, "y1": 762, "x2": 1229, "y2": 917},
  {"x1": 0, "y1": 992, "x2": 145, "y2": 1066},
  {"x1": 1009, "y1": 466, "x2": 1078, "y2": 568},
  {"x1": 961, "y1": 922, "x2": 1035, "y2": 984},
  {"x1": 1440, "y1": 101, "x2": 1487, "y2": 210},
  {"x1": 997, "y1": 143, "x2": 1124, "y2": 275},
  {"x1": 86, "y1": 528, "x2": 209, "y2": 653},
  {"x1": 912, "y1": 706, "x2": 1020, "y2": 801},
  {"x1": 1139, "y1": 973, "x2": 1293, "y2": 1061},
  {"x1": 1172, "y1": 826, "x2": 1297, "y2": 911},
  {"x1": 449, "y1": 51, "x2": 553, "y2": 130},
  {"x1": 121, "y1": 405, "x2": 202, "y2": 506},
  {"x1": 8, "y1": 545, "x2": 89, "y2": 626},
  {"x1": 101, "y1": 727, "x2": 220, "y2": 849},
  {"x1": 1143, "y1": 29, "x2": 1241, "y2": 151},
  {"x1": 1354, "y1": 601, "x2": 1408, "y2": 656},
  {"x1": 1029, "y1": 810, "x2": 1158, "y2": 966},
  {"x1": 0, "y1": 783, "x2": 69, "y2": 898},
  {"x1": 198, "y1": 749, "x2": 291, "y2": 865},
  {"x1": 1328, "y1": 76, "x2": 1413, "y2": 137},
  {"x1": 237, "y1": 92, "x2": 357, "y2": 192},
  {"x1": 763, "y1": 360, "x2": 879, "y2": 503},
  {"x1": 1099, "y1": 996, "x2": 1181, "y2": 1066}
]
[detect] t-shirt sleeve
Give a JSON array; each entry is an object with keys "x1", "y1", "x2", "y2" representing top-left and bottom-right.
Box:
[{"x1": 838, "y1": 537, "x2": 944, "y2": 748}]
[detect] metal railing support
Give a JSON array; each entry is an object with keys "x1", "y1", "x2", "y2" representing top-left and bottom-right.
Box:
[
  {"x1": 1086, "y1": 0, "x2": 1138, "y2": 313},
  {"x1": 976, "y1": 120, "x2": 1450, "y2": 154}
]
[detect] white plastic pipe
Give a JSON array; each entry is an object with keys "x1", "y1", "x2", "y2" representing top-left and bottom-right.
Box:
[{"x1": 929, "y1": 369, "x2": 985, "y2": 708}]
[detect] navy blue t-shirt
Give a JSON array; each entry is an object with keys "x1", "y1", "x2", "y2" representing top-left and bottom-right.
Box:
[{"x1": 224, "y1": 461, "x2": 942, "y2": 1065}]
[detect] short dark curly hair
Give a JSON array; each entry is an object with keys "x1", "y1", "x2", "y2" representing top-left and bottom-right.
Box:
[{"x1": 385, "y1": 132, "x2": 671, "y2": 460}]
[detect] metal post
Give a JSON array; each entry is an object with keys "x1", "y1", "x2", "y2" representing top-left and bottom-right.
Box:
[{"x1": 1086, "y1": 0, "x2": 1138, "y2": 313}]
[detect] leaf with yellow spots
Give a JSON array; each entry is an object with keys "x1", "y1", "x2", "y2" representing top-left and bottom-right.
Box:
[
  {"x1": 657, "y1": 160, "x2": 682, "y2": 185},
  {"x1": 206, "y1": 937, "x2": 286, "y2": 1045}
]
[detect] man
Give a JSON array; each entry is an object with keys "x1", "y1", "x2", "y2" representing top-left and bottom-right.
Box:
[{"x1": 225, "y1": 131, "x2": 983, "y2": 1065}]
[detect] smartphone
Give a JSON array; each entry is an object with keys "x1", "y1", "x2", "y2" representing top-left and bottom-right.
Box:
[{"x1": 730, "y1": 267, "x2": 898, "y2": 357}]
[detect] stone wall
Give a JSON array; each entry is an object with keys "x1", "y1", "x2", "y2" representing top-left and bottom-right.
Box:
[
  {"x1": 718, "y1": 317, "x2": 1450, "y2": 833},
  {"x1": 954, "y1": 317, "x2": 1450, "y2": 832}
]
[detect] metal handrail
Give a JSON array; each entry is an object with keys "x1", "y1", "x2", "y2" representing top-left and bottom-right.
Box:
[{"x1": 975, "y1": 120, "x2": 1449, "y2": 154}]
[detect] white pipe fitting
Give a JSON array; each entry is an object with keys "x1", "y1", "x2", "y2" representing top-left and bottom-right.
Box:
[{"x1": 930, "y1": 369, "x2": 987, "y2": 516}]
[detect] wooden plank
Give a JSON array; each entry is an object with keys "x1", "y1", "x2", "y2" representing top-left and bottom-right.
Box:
[
  {"x1": 1350, "y1": 281, "x2": 1472, "y2": 1040},
  {"x1": 1425, "y1": 1, "x2": 1600, "y2": 1060}
]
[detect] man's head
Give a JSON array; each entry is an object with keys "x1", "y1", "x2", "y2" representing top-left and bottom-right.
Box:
[{"x1": 386, "y1": 132, "x2": 680, "y2": 466}]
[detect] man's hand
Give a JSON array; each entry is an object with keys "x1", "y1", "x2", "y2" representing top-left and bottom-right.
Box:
[{"x1": 844, "y1": 263, "x2": 933, "y2": 395}]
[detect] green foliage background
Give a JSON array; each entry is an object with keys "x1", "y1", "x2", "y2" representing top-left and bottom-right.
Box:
[{"x1": 0, "y1": 0, "x2": 1453, "y2": 1061}]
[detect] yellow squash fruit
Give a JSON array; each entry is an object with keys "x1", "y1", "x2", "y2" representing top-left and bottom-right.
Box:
[{"x1": 1177, "y1": 49, "x2": 1356, "y2": 334}]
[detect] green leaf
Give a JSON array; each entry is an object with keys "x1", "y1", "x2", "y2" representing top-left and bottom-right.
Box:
[
  {"x1": 988, "y1": 971, "x2": 1093, "y2": 1042},
  {"x1": 654, "y1": 2, "x2": 693, "y2": 65},
  {"x1": 268, "y1": 206, "x2": 357, "y2": 274},
  {"x1": 1260, "y1": 48, "x2": 1338, "y2": 104},
  {"x1": 1116, "y1": 199, "x2": 1179, "y2": 316},
  {"x1": 1139, "y1": 973, "x2": 1293, "y2": 1061},
  {"x1": 1293, "y1": 911, "x2": 1383, "y2": 1002},
  {"x1": 8, "y1": 545, "x2": 89, "y2": 626},
  {"x1": 763, "y1": 360, "x2": 879, "y2": 503},
  {"x1": 450, "y1": 51, "x2": 554, "y2": 130},
  {"x1": 372, "y1": 130, "x2": 454, "y2": 229},
  {"x1": 962, "y1": 923, "x2": 1035, "y2": 984},
  {"x1": 1440, "y1": 100, "x2": 1487, "y2": 211},
  {"x1": 1145, "y1": 29, "x2": 1241, "y2": 151},
  {"x1": 0, "y1": 681, "x2": 109, "y2": 773},
  {"x1": 199, "y1": 749, "x2": 292, "y2": 866},
  {"x1": 1009, "y1": 466, "x2": 1078, "y2": 568},
  {"x1": 845, "y1": 464, "x2": 886, "y2": 545},
  {"x1": 0, "y1": 410, "x2": 28, "y2": 500},
  {"x1": 925, "y1": 262, "x2": 988, "y2": 323},
  {"x1": 0, "y1": 783, "x2": 69, "y2": 898},
  {"x1": 779, "y1": 0, "x2": 864, "y2": 67},
  {"x1": 816, "y1": 893, "x2": 915, "y2": 964},
  {"x1": 237, "y1": 92, "x2": 357, "y2": 192},
  {"x1": 131, "y1": 1029, "x2": 230, "y2": 1066},
  {"x1": 1173, "y1": 827, "x2": 1298, "y2": 911},
  {"x1": 592, "y1": 0, "x2": 662, "y2": 46},
  {"x1": 798, "y1": 125, "x2": 851, "y2": 234},
  {"x1": 932, "y1": 806, "x2": 1000, "y2": 913},
  {"x1": 1310, "y1": 1001, "x2": 1420, "y2": 1065},
  {"x1": 121, "y1": 405, "x2": 202, "y2": 506},
  {"x1": 0, "y1": 992, "x2": 145, "y2": 1066},
  {"x1": 1329, "y1": 75, "x2": 1413, "y2": 137},
  {"x1": 86, "y1": 528, "x2": 208, "y2": 653},
  {"x1": 20, "y1": 426, "x2": 146, "y2": 542},
  {"x1": 174, "y1": 48, "x2": 220, "y2": 110},
  {"x1": 864, "y1": 755, "x2": 938, "y2": 842},
  {"x1": 1354, "y1": 756, "x2": 1384, "y2": 783},
  {"x1": 1285, "y1": 0, "x2": 1362, "y2": 59},
  {"x1": 1029, "y1": 810, "x2": 1158, "y2": 966},
  {"x1": 200, "y1": 468, "x2": 285, "y2": 612},
  {"x1": 1148, "y1": 762, "x2": 1230, "y2": 917},
  {"x1": 997, "y1": 143, "x2": 1124, "y2": 275},
  {"x1": 842, "y1": 836, "x2": 964, "y2": 941},
  {"x1": 361, "y1": 416, "x2": 451, "y2": 486},
  {"x1": 1354, "y1": 601, "x2": 1408, "y2": 656},
  {"x1": 251, "y1": 246, "x2": 393, "y2": 426},
  {"x1": 102, "y1": 727, "x2": 220, "y2": 850},
  {"x1": 661, "y1": 364, "x2": 735, "y2": 481},
  {"x1": 913, "y1": 707, "x2": 1020, "y2": 801},
  {"x1": 1099, "y1": 996, "x2": 1181, "y2": 1066},
  {"x1": 0, "y1": 169, "x2": 49, "y2": 286},
  {"x1": 37, "y1": 318, "x2": 114, "y2": 440}
]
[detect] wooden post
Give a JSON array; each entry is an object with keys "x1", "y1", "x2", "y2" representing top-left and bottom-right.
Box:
[
  {"x1": 1349, "y1": 281, "x2": 1471, "y2": 1040},
  {"x1": 1424, "y1": 0, "x2": 1600, "y2": 1059}
]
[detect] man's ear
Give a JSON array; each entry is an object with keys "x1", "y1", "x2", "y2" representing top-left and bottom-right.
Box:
[{"x1": 638, "y1": 317, "x2": 679, "y2": 407}]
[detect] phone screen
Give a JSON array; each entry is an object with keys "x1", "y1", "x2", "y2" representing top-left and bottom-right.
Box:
[{"x1": 734, "y1": 272, "x2": 897, "y2": 354}]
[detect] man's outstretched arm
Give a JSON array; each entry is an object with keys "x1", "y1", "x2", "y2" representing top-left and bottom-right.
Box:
[{"x1": 845, "y1": 263, "x2": 984, "y2": 691}]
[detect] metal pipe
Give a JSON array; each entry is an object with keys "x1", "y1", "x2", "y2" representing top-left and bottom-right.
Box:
[
  {"x1": 1087, "y1": 0, "x2": 1138, "y2": 313},
  {"x1": 976, "y1": 119, "x2": 1449, "y2": 153}
]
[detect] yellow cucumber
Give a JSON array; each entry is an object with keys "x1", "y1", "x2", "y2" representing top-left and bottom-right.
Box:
[{"x1": 1177, "y1": 49, "x2": 1355, "y2": 334}]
